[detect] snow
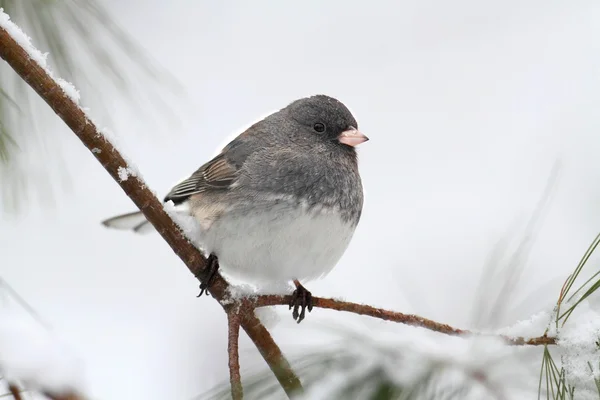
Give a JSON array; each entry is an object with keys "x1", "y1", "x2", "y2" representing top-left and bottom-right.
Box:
[
  {"x1": 225, "y1": 283, "x2": 258, "y2": 302},
  {"x1": 163, "y1": 201, "x2": 203, "y2": 246},
  {"x1": 97, "y1": 127, "x2": 139, "y2": 183},
  {"x1": 254, "y1": 307, "x2": 281, "y2": 329},
  {"x1": 55, "y1": 78, "x2": 81, "y2": 104},
  {"x1": 556, "y1": 300, "x2": 600, "y2": 398},
  {"x1": 0, "y1": 308, "x2": 85, "y2": 395},
  {"x1": 117, "y1": 166, "x2": 137, "y2": 182},
  {"x1": 495, "y1": 310, "x2": 554, "y2": 338},
  {"x1": 0, "y1": 9, "x2": 80, "y2": 104},
  {"x1": 492, "y1": 299, "x2": 600, "y2": 399},
  {"x1": 298, "y1": 327, "x2": 525, "y2": 400},
  {"x1": 0, "y1": 9, "x2": 48, "y2": 68},
  {"x1": 98, "y1": 127, "x2": 141, "y2": 178}
]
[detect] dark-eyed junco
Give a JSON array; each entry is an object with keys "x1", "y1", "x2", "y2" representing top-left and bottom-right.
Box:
[{"x1": 102, "y1": 95, "x2": 368, "y2": 322}]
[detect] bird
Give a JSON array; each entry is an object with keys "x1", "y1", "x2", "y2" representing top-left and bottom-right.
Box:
[{"x1": 101, "y1": 94, "x2": 368, "y2": 322}]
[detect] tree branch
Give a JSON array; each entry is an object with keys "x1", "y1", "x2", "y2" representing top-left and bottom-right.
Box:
[
  {"x1": 227, "y1": 309, "x2": 243, "y2": 400},
  {"x1": 255, "y1": 295, "x2": 557, "y2": 346},
  {"x1": 42, "y1": 391, "x2": 85, "y2": 400},
  {"x1": 8, "y1": 384, "x2": 84, "y2": 400},
  {"x1": 8, "y1": 384, "x2": 23, "y2": 400},
  {"x1": 0, "y1": 22, "x2": 302, "y2": 398}
]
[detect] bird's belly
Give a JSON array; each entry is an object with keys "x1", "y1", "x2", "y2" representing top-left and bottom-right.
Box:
[{"x1": 200, "y1": 205, "x2": 355, "y2": 286}]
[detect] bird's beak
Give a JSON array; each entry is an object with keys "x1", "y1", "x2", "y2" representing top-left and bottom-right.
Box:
[{"x1": 338, "y1": 127, "x2": 369, "y2": 147}]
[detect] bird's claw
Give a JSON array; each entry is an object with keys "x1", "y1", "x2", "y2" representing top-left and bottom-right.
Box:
[
  {"x1": 197, "y1": 253, "x2": 219, "y2": 297},
  {"x1": 289, "y1": 283, "x2": 313, "y2": 323}
]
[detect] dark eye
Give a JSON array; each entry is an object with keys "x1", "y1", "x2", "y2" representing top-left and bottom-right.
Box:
[{"x1": 313, "y1": 122, "x2": 326, "y2": 133}]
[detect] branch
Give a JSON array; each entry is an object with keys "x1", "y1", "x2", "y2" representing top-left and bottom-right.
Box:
[
  {"x1": 8, "y1": 385, "x2": 23, "y2": 400},
  {"x1": 255, "y1": 295, "x2": 557, "y2": 346},
  {"x1": 7, "y1": 384, "x2": 83, "y2": 400},
  {"x1": 42, "y1": 391, "x2": 86, "y2": 400},
  {"x1": 0, "y1": 20, "x2": 302, "y2": 398},
  {"x1": 227, "y1": 309, "x2": 243, "y2": 400}
]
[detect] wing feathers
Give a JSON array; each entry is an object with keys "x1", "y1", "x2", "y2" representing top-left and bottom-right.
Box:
[{"x1": 164, "y1": 153, "x2": 239, "y2": 203}]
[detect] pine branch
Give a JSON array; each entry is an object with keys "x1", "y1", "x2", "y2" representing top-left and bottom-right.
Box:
[
  {"x1": 8, "y1": 384, "x2": 23, "y2": 400},
  {"x1": 227, "y1": 309, "x2": 243, "y2": 400},
  {"x1": 255, "y1": 295, "x2": 557, "y2": 346},
  {"x1": 0, "y1": 20, "x2": 302, "y2": 399},
  {"x1": 7, "y1": 384, "x2": 83, "y2": 400},
  {"x1": 42, "y1": 391, "x2": 86, "y2": 400}
]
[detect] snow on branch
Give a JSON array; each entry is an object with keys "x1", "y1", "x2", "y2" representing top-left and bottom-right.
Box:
[{"x1": 255, "y1": 295, "x2": 558, "y2": 346}]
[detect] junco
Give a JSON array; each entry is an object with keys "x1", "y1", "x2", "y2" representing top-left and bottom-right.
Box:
[{"x1": 102, "y1": 95, "x2": 368, "y2": 322}]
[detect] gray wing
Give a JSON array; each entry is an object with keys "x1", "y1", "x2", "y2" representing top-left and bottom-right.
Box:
[
  {"x1": 163, "y1": 116, "x2": 276, "y2": 204},
  {"x1": 163, "y1": 153, "x2": 240, "y2": 205}
]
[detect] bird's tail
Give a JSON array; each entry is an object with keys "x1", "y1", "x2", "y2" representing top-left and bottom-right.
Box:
[{"x1": 101, "y1": 210, "x2": 155, "y2": 234}]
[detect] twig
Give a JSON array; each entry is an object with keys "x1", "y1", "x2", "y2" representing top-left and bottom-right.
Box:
[
  {"x1": 8, "y1": 384, "x2": 23, "y2": 400},
  {"x1": 42, "y1": 391, "x2": 85, "y2": 400},
  {"x1": 0, "y1": 23, "x2": 302, "y2": 398},
  {"x1": 255, "y1": 295, "x2": 558, "y2": 346},
  {"x1": 227, "y1": 308, "x2": 243, "y2": 400},
  {"x1": 8, "y1": 383, "x2": 83, "y2": 400}
]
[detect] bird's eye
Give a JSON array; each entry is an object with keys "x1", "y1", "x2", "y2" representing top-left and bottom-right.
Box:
[{"x1": 313, "y1": 123, "x2": 326, "y2": 133}]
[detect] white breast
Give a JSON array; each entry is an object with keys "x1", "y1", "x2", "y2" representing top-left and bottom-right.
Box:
[{"x1": 198, "y1": 204, "x2": 356, "y2": 287}]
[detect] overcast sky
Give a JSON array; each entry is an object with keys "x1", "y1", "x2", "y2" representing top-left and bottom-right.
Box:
[{"x1": 3, "y1": 1, "x2": 600, "y2": 399}]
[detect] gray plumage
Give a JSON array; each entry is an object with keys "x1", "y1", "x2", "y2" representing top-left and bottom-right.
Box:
[{"x1": 102, "y1": 94, "x2": 366, "y2": 286}]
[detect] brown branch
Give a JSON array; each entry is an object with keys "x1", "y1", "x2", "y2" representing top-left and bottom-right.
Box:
[
  {"x1": 227, "y1": 308, "x2": 243, "y2": 400},
  {"x1": 8, "y1": 383, "x2": 84, "y2": 400},
  {"x1": 8, "y1": 384, "x2": 23, "y2": 400},
  {"x1": 43, "y1": 391, "x2": 85, "y2": 400},
  {"x1": 255, "y1": 295, "x2": 558, "y2": 346},
  {"x1": 0, "y1": 24, "x2": 302, "y2": 398}
]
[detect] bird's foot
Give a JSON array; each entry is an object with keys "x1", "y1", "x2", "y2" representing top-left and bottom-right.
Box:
[
  {"x1": 289, "y1": 280, "x2": 313, "y2": 323},
  {"x1": 197, "y1": 253, "x2": 219, "y2": 297}
]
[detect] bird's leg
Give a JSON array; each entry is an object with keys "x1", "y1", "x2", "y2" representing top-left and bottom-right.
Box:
[
  {"x1": 197, "y1": 253, "x2": 220, "y2": 297},
  {"x1": 289, "y1": 279, "x2": 313, "y2": 323}
]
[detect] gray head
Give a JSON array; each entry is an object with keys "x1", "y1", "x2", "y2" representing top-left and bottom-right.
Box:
[{"x1": 284, "y1": 95, "x2": 368, "y2": 149}]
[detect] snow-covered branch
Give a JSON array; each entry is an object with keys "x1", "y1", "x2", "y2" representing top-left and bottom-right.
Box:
[
  {"x1": 0, "y1": 10, "x2": 301, "y2": 399},
  {"x1": 255, "y1": 295, "x2": 557, "y2": 346}
]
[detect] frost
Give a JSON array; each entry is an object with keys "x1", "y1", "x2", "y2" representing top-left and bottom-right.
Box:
[{"x1": 0, "y1": 309, "x2": 85, "y2": 394}]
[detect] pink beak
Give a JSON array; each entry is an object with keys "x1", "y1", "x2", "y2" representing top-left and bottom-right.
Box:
[{"x1": 338, "y1": 127, "x2": 369, "y2": 147}]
